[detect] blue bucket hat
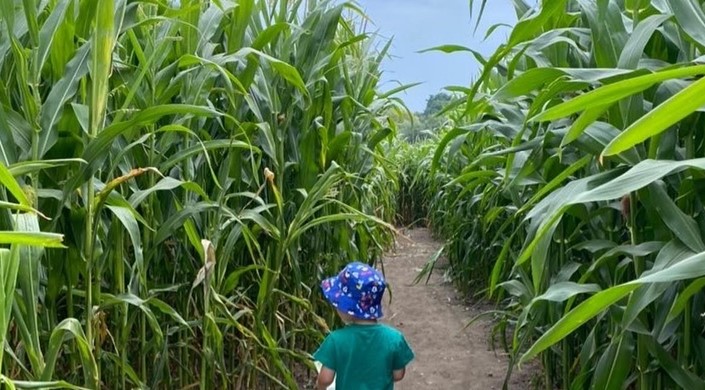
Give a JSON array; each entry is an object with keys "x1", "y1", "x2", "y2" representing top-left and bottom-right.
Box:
[{"x1": 321, "y1": 262, "x2": 386, "y2": 320}]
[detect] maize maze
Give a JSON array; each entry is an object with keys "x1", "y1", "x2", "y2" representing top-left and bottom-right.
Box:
[{"x1": 4, "y1": 0, "x2": 705, "y2": 389}]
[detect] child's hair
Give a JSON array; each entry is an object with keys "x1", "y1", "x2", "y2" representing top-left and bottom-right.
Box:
[{"x1": 334, "y1": 309, "x2": 358, "y2": 324}]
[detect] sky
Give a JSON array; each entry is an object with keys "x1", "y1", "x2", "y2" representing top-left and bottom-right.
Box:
[{"x1": 354, "y1": 0, "x2": 520, "y2": 112}]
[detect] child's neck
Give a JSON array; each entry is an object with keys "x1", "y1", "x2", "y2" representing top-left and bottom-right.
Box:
[{"x1": 348, "y1": 318, "x2": 378, "y2": 325}]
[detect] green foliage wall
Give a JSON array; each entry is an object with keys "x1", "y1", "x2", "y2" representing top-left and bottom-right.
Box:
[
  {"x1": 404, "y1": 0, "x2": 705, "y2": 388},
  {"x1": 0, "y1": 0, "x2": 401, "y2": 388}
]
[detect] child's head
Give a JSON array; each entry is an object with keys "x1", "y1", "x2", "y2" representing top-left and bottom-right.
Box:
[{"x1": 320, "y1": 262, "x2": 386, "y2": 321}]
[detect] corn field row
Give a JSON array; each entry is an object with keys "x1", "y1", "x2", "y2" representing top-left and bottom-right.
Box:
[
  {"x1": 9, "y1": 0, "x2": 705, "y2": 388},
  {"x1": 398, "y1": 0, "x2": 705, "y2": 389},
  {"x1": 0, "y1": 0, "x2": 404, "y2": 388}
]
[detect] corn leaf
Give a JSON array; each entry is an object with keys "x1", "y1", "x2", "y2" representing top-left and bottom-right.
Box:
[
  {"x1": 0, "y1": 232, "x2": 64, "y2": 248},
  {"x1": 41, "y1": 319, "x2": 97, "y2": 385},
  {"x1": 602, "y1": 76, "x2": 705, "y2": 157},
  {"x1": 668, "y1": 0, "x2": 705, "y2": 47},
  {"x1": 0, "y1": 162, "x2": 30, "y2": 207},
  {"x1": 531, "y1": 65, "x2": 705, "y2": 122},
  {"x1": 38, "y1": 44, "x2": 90, "y2": 157}
]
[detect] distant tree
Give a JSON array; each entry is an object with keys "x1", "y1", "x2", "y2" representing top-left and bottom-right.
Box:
[
  {"x1": 395, "y1": 92, "x2": 455, "y2": 143},
  {"x1": 422, "y1": 92, "x2": 453, "y2": 116}
]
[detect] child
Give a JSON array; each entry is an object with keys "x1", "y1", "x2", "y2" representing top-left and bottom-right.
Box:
[{"x1": 313, "y1": 262, "x2": 415, "y2": 390}]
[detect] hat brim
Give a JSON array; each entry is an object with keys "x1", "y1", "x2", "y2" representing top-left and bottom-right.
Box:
[{"x1": 321, "y1": 275, "x2": 383, "y2": 320}]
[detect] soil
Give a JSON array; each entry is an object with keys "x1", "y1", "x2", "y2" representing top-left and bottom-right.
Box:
[{"x1": 379, "y1": 228, "x2": 536, "y2": 390}]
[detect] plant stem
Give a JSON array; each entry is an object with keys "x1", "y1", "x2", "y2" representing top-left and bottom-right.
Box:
[
  {"x1": 628, "y1": 192, "x2": 648, "y2": 390},
  {"x1": 83, "y1": 181, "x2": 97, "y2": 388},
  {"x1": 114, "y1": 219, "x2": 126, "y2": 390},
  {"x1": 559, "y1": 223, "x2": 569, "y2": 390}
]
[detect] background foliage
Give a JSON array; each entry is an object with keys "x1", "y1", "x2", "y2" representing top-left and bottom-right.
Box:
[
  {"x1": 400, "y1": 0, "x2": 705, "y2": 388},
  {"x1": 10, "y1": 0, "x2": 705, "y2": 388},
  {"x1": 0, "y1": 0, "x2": 403, "y2": 388},
  {"x1": 394, "y1": 92, "x2": 453, "y2": 144}
]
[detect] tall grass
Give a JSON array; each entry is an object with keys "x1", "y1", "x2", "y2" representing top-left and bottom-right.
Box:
[
  {"x1": 405, "y1": 0, "x2": 705, "y2": 388},
  {"x1": 0, "y1": 0, "x2": 404, "y2": 388}
]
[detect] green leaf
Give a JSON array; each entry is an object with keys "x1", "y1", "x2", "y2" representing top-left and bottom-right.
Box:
[
  {"x1": 41, "y1": 319, "x2": 97, "y2": 386},
  {"x1": 666, "y1": 277, "x2": 705, "y2": 323},
  {"x1": 0, "y1": 232, "x2": 64, "y2": 248},
  {"x1": 367, "y1": 128, "x2": 392, "y2": 149},
  {"x1": 128, "y1": 177, "x2": 209, "y2": 208},
  {"x1": 602, "y1": 75, "x2": 705, "y2": 157},
  {"x1": 220, "y1": 265, "x2": 264, "y2": 295},
  {"x1": 560, "y1": 105, "x2": 609, "y2": 147},
  {"x1": 592, "y1": 333, "x2": 634, "y2": 390},
  {"x1": 647, "y1": 181, "x2": 705, "y2": 252},
  {"x1": 520, "y1": 159, "x2": 705, "y2": 264},
  {"x1": 63, "y1": 104, "x2": 220, "y2": 197},
  {"x1": 39, "y1": 44, "x2": 90, "y2": 157},
  {"x1": 637, "y1": 250, "x2": 705, "y2": 284},
  {"x1": 530, "y1": 282, "x2": 601, "y2": 304},
  {"x1": 0, "y1": 246, "x2": 20, "y2": 356},
  {"x1": 620, "y1": 241, "x2": 692, "y2": 328},
  {"x1": 570, "y1": 122, "x2": 641, "y2": 165},
  {"x1": 10, "y1": 379, "x2": 88, "y2": 389},
  {"x1": 646, "y1": 337, "x2": 705, "y2": 388},
  {"x1": 617, "y1": 14, "x2": 671, "y2": 69},
  {"x1": 492, "y1": 68, "x2": 566, "y2": 101},
  {"x1": 153, "y1": 202, "x2": 218, "y2": 247},
  {"x1": 520, "y1": 284, "x2": 639, "y2": 364},
  {"x1": 508, "y1": 0, "x2": 568, "y2": 47},
  {"x1": 668, "y1": 0, "x2": 705, "y2": 47},
  {"x1": 0, "y1": 0, "x2": 15, "y2": 34},
  {"x1": 238, "y1": 209, "x2": 280, "y2": 240},
  {"x1": 238, "y1": 48, "x2": 309, "y2": 95},
  {"x1": 419, "y1": 44, "x2": 475, "y2": 54},
  {"x1": 0, "y1": 105, "x2": 18, "y2": 165},
  {"x1": 0, "y1": 201, "x2": 38, "y2": 215},
  {"x1": 418, "y1": 44, "x2": 489, "y2": 67},
  {"x1": 531, "y1": 65, "x2": 705, "y2": 122},
  {"x1": 431, "y1": 127, "x2": 468, "y2": 172},
  {"x1": 251, "y1": 22, "x2": 290, "y2": 50},
  {"x1": 99, "y1": 293, "x2": 164, "y2": 346},
  {"x1": 0, "y1": 162, "x2": 30, "y2": 207},
  {"x1": 445, "y1": 170, "x2": 498, "y2": 188},
  {"x1": 105, "y1": 205, "x2": 143, "y2": 279},
  {"x1": 523, "y1": 246, "x2": 705, "y2": 364},
  {"x1": 517, "y1": 155, "x2": 592, "y2": 214},
  {"x1": 89, "y1": 0, "x2": 117, "y2": 137},
  {"x1": 159, "y1": 139, "x2": 257, "y2": 171},
  {"x1": 378, "y1": 82, "x2": 423, "y2": 99},
  {"x1": 8, "y1": 159, "x2": 86, "y2": 177},
  {"x1": 143, "y1": 297, "x2": 189, "y2": 329},
  {"x1": 13, "y1": 213, "x2": 46, "y2": 376},
  {"x1": 177, "y1": 54, "x2": 247, "y2": 94},
  {"x1": 577, "y1": 0, "x2": 627, "y2": 68},
  {"x1": 35, "y1": 0, "x2": 73, "y2": 76}
]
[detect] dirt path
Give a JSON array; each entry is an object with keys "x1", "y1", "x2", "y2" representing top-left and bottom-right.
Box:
[{"x1": 381, "y1": 228, "x2": 533, "y2": 390}]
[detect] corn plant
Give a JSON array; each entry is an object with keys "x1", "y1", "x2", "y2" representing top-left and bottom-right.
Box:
[
  {"x1": 0, "y1": 0, "x2": 403, "y2": 388},
  {"x1": 411, "y1": 0, "x2": 705, "y2": 388}
]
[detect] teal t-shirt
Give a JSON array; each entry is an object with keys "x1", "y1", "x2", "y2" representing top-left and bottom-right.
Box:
[{"x1": 313, "y1": 323, "x2": 414, "y2": 390}]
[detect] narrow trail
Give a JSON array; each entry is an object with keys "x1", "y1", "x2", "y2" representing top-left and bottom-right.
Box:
[{"x1": 381, "y1": 228, "x2": 533, "y2": 390}]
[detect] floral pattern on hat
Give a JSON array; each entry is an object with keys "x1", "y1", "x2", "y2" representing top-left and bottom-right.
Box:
[{"x1": 321, "y1": 262, "x2": 386, "y2": 320}]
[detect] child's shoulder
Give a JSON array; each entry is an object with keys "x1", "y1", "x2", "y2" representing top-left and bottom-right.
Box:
[{"x1": 330, "y1": 323, "x2": 407, "y2": 339}]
